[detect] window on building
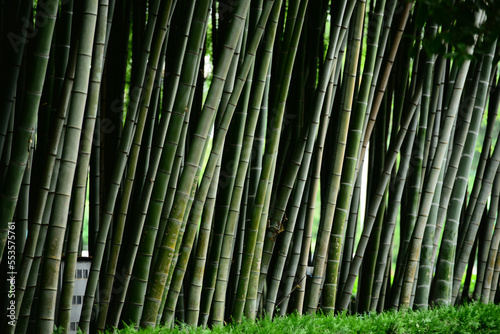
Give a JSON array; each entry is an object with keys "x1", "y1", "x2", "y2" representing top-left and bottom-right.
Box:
[
  {"x1": 70, "y1": 322, "x2": 78, "y2": 331},
  {"x1": 72, "y1": 295, "x2": 83, "y2": 305},
  {"x1": 75, "y1": 268, "x2": 89, "y2": 279}
]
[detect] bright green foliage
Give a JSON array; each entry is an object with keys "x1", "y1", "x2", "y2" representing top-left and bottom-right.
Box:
[{"x1": 97, "y1": 302, "x2": 500, "y2": 334}]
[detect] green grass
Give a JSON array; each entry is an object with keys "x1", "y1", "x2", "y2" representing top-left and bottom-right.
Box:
[{"x1": 94, "y1": 302, "x2": 500, "y2": 334}]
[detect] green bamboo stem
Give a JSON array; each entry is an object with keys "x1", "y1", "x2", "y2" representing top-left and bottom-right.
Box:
[
  {"x1": 52, "y1": 0, "x2": 74, "y2": 105},
  {"x1": 358, "y1": 1, "x2": 413, "y2": 173},
  {"x1": 13, "y1": 123, "x2": 66, "y2": 334},
  {"x1": 36, "y1": 1, "x2": 98, "y2": 331},
  {"x1": 421, "y1": 55, "x2": 445, "y2": 185},
  {"x1": 5, "y1": 131, "x2": 31, "y2": 333},
  {"x1": 457, "y1": 94, "x2": 497, "y2": 261},
  {"x1": 228, "y1": 170, "x2": 250, "y2": 316},
  {"x1": 0, "y1": 0, "x2": 59, "y2": 260},
  {"x1": 56, "y1": 2, "x2": 108, "y2": 331},
  {"x1": 357, "y1": 116, "x2": 387, "y2": 313},
  {"x1": 414, "y1": 133, "x2": 446, "y2": 310},
  {"x1": 313, "y1": 0, "x2": 365, "y2": 314},
  {"x1": 370, "y1": 109, "x2": 419, "y2": 312},
  {"x1": 294, "y1": 36, "x2": 347, "y2": 313},
  {"x1": 154, "y1": 116, "x2": 192, "y2": 327},
  {"x1": 414, "y1": 53, "x2": 448, "y2": 310},
  {"x1": 399, "y1": 53, "x2": 436, "y2": 271},
  {"x1": 213, "y1": 72, "x2": 255, "y2": 323},
  {"x1": 481, "y1": 97, "x2": 500, "y2": 303},
  {"x1": 133, "y1": 44, "x2": 165, "y2": 200},
  {"x1": 0, "y1": 110, "x2": 14, "y2": 190},
  {"x1": 261, "y1": 1, "x2": 355, "y2": 312},
  {"x1": 458, "y1": 56, "x2": 498, "y2": 253},
  {"x1": 244, "y1": 161, "x2": 275, "y2": 321},
  {"x1": 339, "y1": 0, "x2": 386, "y2": 297},
  {"x1": 79, "y1": 0, "x2": 167, "y2": 330},
  {"x1": 432, "y1": 42, "x2": 495, "y2": 306},
  {"x1": 278, "y1": 175, "x2": 311, "y2": 316},
  {"x1": 216, "y1": 24, "x2": 243, "y2": 128},
  {"x1": 116, "y1": 1, "x2": 196, "y2": 327},
  {"x1": 265, "y1": 41, "x2": 342, "y2": 316},
  {"x1": 399, "y1": 50, "x2": 475, "y2": 309},
  {"x1": 270, "y1": 0, "x2": 300, "y2": 107},
  {"x1": 337, "y1": 81, "x2": 422, "y2": 311},
  {"x1": 150, "y1": 13, "x2": 207, "y2": 298},
  {"x1": 207, "y1": 59, "x2": 249, "y2": 317},
  {"x1": 196, "y1": 2, "x2": 278, "y2": 325},
  {"x1": 490, "y1": 245, "x2": 500, "y2": 302},
  {"x1": 188, "y1": 1, "x2": 276, "y2": 324},
  {"x1": 184, "y1": 162, "x2": 219, "y2": 326},
  {"x1": 91, "y1": 0, "x2": 158, "y2": 325},
  {"x1": 294, "y1": 152, "x2": 319, "y2": 314},
  {"x1": 231, "y1": 0, "x2": 306, "y2": 322},
  {"x1": 451, "y1": 130, "x2": 500, "y2": 304},
  {"x1": 162, "y1": 155, "x2": 221, "y2": 327},
  {"x1": 478, "y1": 168, "x2": 500, "y2": 302},
  {"x1": 429, "y1": 98, "x2": 446, "y2": 264},
  {"x1": 360, "y1": 0, "x2": 398, "y2": 146},
  {"x1": 0, "y1": 0, "x2": 31, "y2": 162},
  {"x1": 14, "y1": 143, "x2": 30, "y2": 265},
  {"x1": 140, "y1": 1, "x2": 251, "y2": 326},
  {"x1": 156, "y1": 146, "x2": 202, "y2": 326},
  {"x1": 226, "y1": 64, "x2": 255, "y2": 318}
]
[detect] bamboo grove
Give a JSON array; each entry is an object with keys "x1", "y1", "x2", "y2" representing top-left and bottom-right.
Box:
[{"x1": 1, "y1": 0, "x2": 500, "y2": 332}]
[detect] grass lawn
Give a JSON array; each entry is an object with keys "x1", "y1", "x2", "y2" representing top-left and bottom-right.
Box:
[{"x1": 93, "y1": 302, "x2": 500, "y2": 334}]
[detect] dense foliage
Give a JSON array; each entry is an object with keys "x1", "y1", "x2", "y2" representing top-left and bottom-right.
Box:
[
  {"x1": 95, "y1": 302, "x2": 500, "y2": 333},
  {"x1": 1, "y1": 0, "x2": 500, "y2": 333}
]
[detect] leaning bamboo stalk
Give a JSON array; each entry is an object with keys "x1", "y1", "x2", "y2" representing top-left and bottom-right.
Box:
[
  {"x1": 0, "y1": 111, "x2": 14, "y2": 192},
  {"x1": 338, "y1": 81, "x2": 422, "y2": 311},
  {"x1": 294, "y1": 33, "x2": 346, "y2": 316},
  {"x1": 261, "y1": 1, "x2": 354, "y2": 313},
  {"x1": 0, "y1": 0, "x2": 32, "y2": 164},
  {"x1": 480, "y1": 88, "x2": 500, "y2": 303},
  {"x1": 195, "y1": 3, "x2": 278, "y2": 325},
  {"x1": 400, "y1": 48, "x2": 436, "y2": 273},
  {"x1": 79, "y1": 0, "x2": 167, "y2": 330},
  {"x1": 231, "y1": 0, "x2": 306, "y2": 323},
  {"x1": 98, "y1": 6, "x2": 173, "y2": 330},
  {"x1": 192, "y1": 2, "x2": 277, "y2": 324},
  {"x1": 358, "y1": 1, "x2": 413, "y2": 171},
  {"x1": 117, "y1": 1, "x2": 196, "y2": 327},
  {"x1": 479, "y1": 169, "x2": 500, "y2": 302},
  {"x1": 489, "y1": 243, "x2": 500, "y2": 302},
  {"x1": 244, "y1": 160, "x2": 275, "y2": 320},
  {"x1": 371, "y1": 111, "x2": 419, "y2": 312},
  {"x1": 140, "y1": 1, "x2": 251, "y2": 326},
  {"x1": 14, "y1": 127, "x2": 66, "y2": 334},
  {"x1": 36, "y1": 1, "x2": 98, "y2": 331},
  {"x1": 58, "y1": 0, "x2": 109, "y2": 330},
  {"x1": 0, "y1": 0, "x2": 59, "y2": 260},
  {"x1": 452, "y1": 130, "x2": 500, "y2": 304},
  {"x1": 414, "y1": 53, "x2": 447, "y2": 309},
  {"x1": 399, "y1": 51, "x2": 475, "y2": 309},
  {"x1": 266, "y1": 38, "x2": 343, "y2": 316},
  {"x1": 430, "y1": 60, "x2": 483, "y2": 305},
  {"x1": 161, "y1": 153, "x2": 220, "y2": 327},
  {"x1": 11, "y1": 42, "x2": 77, "y2": 333},
  {"x1": 278, "y1": 175, "x2": 311, "y2": 316},
  {"x1": 433, "y1": 41, "x2": 495, "y2": 306},
  {"x1": 314, "y1": 0, "x2": 365, "y2": 314}
]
